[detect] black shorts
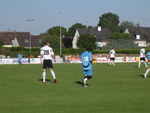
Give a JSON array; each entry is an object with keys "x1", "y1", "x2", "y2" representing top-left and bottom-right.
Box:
[
  {"x1": 84, "y1": 76, "x2": 92, "y2": 80},
  {"x1": 110, "y1": 58, "x2": 115, "y2": 61},
  {"x1": 43, "y1": 60, "x2": 53, "y2": 69},
  {"x1": 140, "y1": 57, "x2": 145, "y2": 61}
]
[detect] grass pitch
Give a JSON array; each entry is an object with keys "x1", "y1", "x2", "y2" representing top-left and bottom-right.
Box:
[{"x1": 0, "y1": 63, "x2": 150, "y2": 113}]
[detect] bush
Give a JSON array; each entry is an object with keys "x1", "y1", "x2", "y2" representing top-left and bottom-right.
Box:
[
  {"x1": 2, "y1": 47, "x2": 150, "y2": 58},
  {"x1": 93, "y1": 49, "x2": 142, "y2": 54},
  {"x1": 53, "y1": 48, "x2": 85, "y2": 55},
  {"x1": 10, "y1": 47, "x2": 28, "y2": 52}
]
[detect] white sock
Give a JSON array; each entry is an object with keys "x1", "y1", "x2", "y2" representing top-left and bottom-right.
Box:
[
  {"x1": 112, "y1": 61, "x2": 115, "y2": 66},
  {"x1": 144, "y1": 62, "x2": 148, "y2": 67},
  {"x1": 109, "y1": 61, "x2": 112, "y2": 65},
  {"x1": 144, "y1": 69, "x2": 149, "y2": 76},
  {"x1": 83, "y1": 78, "x2": 88, "y2": 85},
  {"x1": 42, "y1": 72, "x2": 46, "y2": 82},
  {"x1": 138, "y1": 61, "x2": 141, "y2": 68},
  {"x1": 50, "y1": 69, "x2": 56, "y2": 79}
]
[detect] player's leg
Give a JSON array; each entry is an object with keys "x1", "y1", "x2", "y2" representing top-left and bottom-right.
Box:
[
  {"x1": 42, "y1": 69, "x2": 46, "y2": 83},
  {"x1": 42, "y1": 60, "x2": 47, "y2": 83},
  {"x1": 18, "y1": 59, "x2": 21, "y2": 65},
  {"x1": 112, "y1": 58, "x2": 115, "y2": 66},
  {"x1": 144, "y1": 58, "x2": 148, "y2": 67},
  {"x1": 83, "y1": 70, "x2": 93, "y2": 87},
  {"x1": 50, "y1": 68, "x2": 57, "y2": 83},
  {"x1": 109, "y1": 59, "x2": 112, "y2": 65},
  {"x1": 138, "y1": 60, "x2": 141, "y2": 68},
  {"x1": 48, "y1": 60, "x2": 57, "y2": 83},
  {"x1": 144, "y1": 61, "x2": 148, "y2": 67},
  {"x1": 83, "y1": 75, "x2": 88, "y2": 87},
  {"x1": 144, "y1": 68, "x2": 150, "y2": 78}
]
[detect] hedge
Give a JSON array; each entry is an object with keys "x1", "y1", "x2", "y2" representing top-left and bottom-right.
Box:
[
  {"x1": 1, "y1": 47, "x2": 150, "y2": 58},
  {"x1": 94, "y1": 49, "x2": 139, "y2": 54}
]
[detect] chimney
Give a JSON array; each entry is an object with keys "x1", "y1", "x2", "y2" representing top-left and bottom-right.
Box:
[{"x1": 98, "y1": 26, "x2": 101, "y2": 31}]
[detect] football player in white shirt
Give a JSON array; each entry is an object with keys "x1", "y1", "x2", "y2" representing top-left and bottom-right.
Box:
[
  {"x1": 109, "y1": 48, "x2": 115, "y2": 66},
  {"x1": 40, "y1": 42, "x2": 57, "y2": 83},
  {"x1": 138, "y1": 48, "x2": 147, "y2": 68}
]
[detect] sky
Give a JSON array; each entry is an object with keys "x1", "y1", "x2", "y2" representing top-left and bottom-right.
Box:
[{"x1": 0, "y1": 0, "x2": 150, "y2": 35}]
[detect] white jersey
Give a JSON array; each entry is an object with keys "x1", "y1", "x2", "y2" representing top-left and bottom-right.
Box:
[
  {"x1": 40, "y1": 45, "x2": 54, "y2": 60},
  {"x1": 140, "y1": 48, "x2": 145, "y2": 58},
  {"x1": 109, "y1": 49, "x2": 115, "y2": 58}
]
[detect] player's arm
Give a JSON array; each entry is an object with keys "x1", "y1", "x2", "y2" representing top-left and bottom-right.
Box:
[
  {"x1": 40, "y1": 48, "x2": 44, "y2": 64},
  {"x1": 51, "y1": 48, "x2": 56, "y2": 62},
  {"x1": 40, "y1": 54, "x2": 43, "y2": 64},
  {"x1": 89, "y1": 53, "x2": 93, "y2": 63},
  {"x1": 52, "y1": 55, "x2": 56, "y2": 62}
]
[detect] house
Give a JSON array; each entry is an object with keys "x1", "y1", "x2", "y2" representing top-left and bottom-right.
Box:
[
  {"x1": 125, "y1": 27, "x2": 150, "y2": 47},
  {"x1": 0, "y1": 31, "x2": 45, "y2": 48},
  {"x1": 72, "y1": 27, "x2": 111, "y2": 49}
]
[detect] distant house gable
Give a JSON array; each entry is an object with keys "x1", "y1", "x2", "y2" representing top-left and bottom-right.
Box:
[
  {"x1": 0, "y1": 31, "x2": 45, "y2": 48},
  {"x1": 125, "y1": 27, "x2": 150, "y2": 47},
  {"x1": 12, "y1": 37, "x2": 19, "y2": 47},
  {"x1": 125, "y1": 27, "x2": 149, "y2": 41},
  {"x1": 72, "y1": 27, "x2": 111, "y2": 49}
]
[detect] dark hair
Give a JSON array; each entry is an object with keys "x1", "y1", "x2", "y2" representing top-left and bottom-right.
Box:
[
  {"x1": 85, "y1": 47, "x2": 91, "y2": 51},
  {"x1": 45, "y1": 41, "x2": 50, "y2": 45}
]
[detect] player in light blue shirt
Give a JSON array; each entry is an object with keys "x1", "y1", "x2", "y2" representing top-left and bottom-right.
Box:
[
  {"x1": 80, "y1": 48, "x2": 93, "y2": 87},
  {"x1": 144, "y1": 51, "x2": 150, "y2": 78},
  {"x1": 146, "y1": 52, "x2": 150, "y2": 62},
  {"x1": 18, "y1": 52, "x2": 23, "y2": 65}
]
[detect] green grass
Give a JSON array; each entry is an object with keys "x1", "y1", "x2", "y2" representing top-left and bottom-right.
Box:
[{"x1": 0, "y1": 63, "x2": 150, "y2": 113}]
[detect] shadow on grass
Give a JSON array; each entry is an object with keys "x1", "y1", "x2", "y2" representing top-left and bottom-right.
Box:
[
  {"x1": 74, "y1": 81, "x2": 83, "y2": 86},
  {"x1": 139, "y1": 74, "x2": 144, "y2": 78},
  {"x1": 139, "y1": 74, "x2": 150, "y2": 78},
  {"x1": 38, "y1": 79, "x2": 52, "y2": 82},
  {"x1": 74, "y1": 81, "x2": 89, "y2": 87}
]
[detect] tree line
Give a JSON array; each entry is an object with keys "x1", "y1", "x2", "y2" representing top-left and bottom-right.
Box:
[
  {"x1": 0, "y1": 12, "x2": 141, "y2": 49},
  {"x1": 39, "y1": 12, "x2": 141, "y2": 50}
]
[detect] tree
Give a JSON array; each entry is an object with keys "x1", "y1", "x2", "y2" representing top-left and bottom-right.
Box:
[
  {"x1": 62, "y1": 37, "x2": 73, "y2": 48},
  {"x1": 111, "y1": 32, "x2": 132, "y2": 40},
  {"x1": 47, "y1": 26, "x2": 67, "y2": 37},
  {"x1": 97, "y1": 12, "x2": 120, "y2": 32},
  {"x1": 77, "y1": 34, "x2": 96, "y2": 51},
  {"x1": 67, "y1": 23, "x2": 87, "y2": 37},
  {"x1": 103, "y1": 39, "x2": 138, "y2": 50},
  {"x1": 122, "y1": 33, "x2": 132, "y2": 39},
  {"x1": 120, "y1": 21, "x2": 138, "y2": 32},
  {"x1": 0, "y1": 39, "x2": 4, "y2": 47},
  {"x1": 41, "y1": 34, "x2": 64, "y2": 48}
]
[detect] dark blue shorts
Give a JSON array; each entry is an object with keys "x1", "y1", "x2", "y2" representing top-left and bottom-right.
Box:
[
  {"x1": 83, "y1": 70, "x2": 93, "y2": 76},
  {"x1": 84, "y1": 75, "x2": 92, "y2": 80}
]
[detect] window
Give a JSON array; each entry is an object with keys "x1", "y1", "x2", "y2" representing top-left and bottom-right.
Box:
[
  {"x1": 136, "y1": 35, "x2": 140, "y2": 40},
  {"x1": 39, "y1": 39, "x2": 42, "y2": 43},
  {"x1": 25, "y1": 39, "x2": 29, "y2": 43}
]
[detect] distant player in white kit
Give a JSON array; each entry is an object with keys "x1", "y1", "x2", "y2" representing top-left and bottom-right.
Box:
[
  {"x1": 40, "y1": 42, "x2": 57, "y2": 83},
  {"x1": 138, "y1": 48, "x2": 147, "y2": 68},
  {"x1": 109, "y1": 48, "x2": 115, "y2": 66}
]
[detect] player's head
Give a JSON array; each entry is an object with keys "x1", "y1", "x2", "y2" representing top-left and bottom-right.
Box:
[
  {"x1": 141, "y1": 47, "x2": 145, "y2": 49},
  {"x1": 45, "y1": 41, "x2": 50, "y2": 46},
  {"x1": 85, "y1": 47, "x2": 91, "y2": 51}
]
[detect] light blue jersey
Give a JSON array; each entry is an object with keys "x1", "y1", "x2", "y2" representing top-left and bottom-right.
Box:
[
  {"x1": 18, "y1": 53, "x2": 23, "y2": 63},
  {"x1": 146, "y1": 52, "x2": 150, "y2": 60},
  {"x1": 80, "y1": 51, "x2": 93, "y2": 71}
]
